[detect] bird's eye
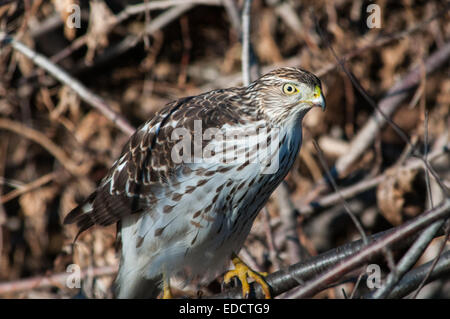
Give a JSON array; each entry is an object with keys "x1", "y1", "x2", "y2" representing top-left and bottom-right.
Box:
[{"x1": 282, "y1": 83, "x2": 298, "y2": 95}]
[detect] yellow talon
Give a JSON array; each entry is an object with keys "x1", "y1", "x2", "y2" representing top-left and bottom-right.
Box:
[
  {"x1": 223, "y1": 254, "x2": 271, "y2": 299},
  {"x1": 161, "y1": 273, "x2": 173, "y2": 299}
]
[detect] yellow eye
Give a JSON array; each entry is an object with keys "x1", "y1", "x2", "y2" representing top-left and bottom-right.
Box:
[{"x1": 282, "y1": 83, "x2": 298, "y2": 95}]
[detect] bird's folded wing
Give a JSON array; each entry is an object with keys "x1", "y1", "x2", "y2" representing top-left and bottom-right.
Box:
[{"x1": 63, "y1": 90, "x2": 248, "y2": 238}]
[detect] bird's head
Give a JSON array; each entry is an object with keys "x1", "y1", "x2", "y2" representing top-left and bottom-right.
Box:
[{"x1": 245, "y1": 67, "x2": 326, "y2": 125}]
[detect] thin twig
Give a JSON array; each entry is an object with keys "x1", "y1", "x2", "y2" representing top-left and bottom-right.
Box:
[
  {"x1": 296, "y1": 140, "x2": 449, "y2": 216},
  {"x1": 289, "y1": 199, "x2": 450, "y2": 299},
  {"x1": 266, "y1": 0, "x2": 319, "y2": 51},
  {"x1": 313, "y1": 140, "x2": 368, "y2": 244},
  {"x1": 241, "y1": 0, "x2": 252, "y2": 86},
  {"x1": 144, "y1": 3, "x2": 193, "y2": 35},
  {"x1": 273, "y1": 184, "x2": 308, "y2": 263},
  {"x1": 368, "y1": 219, "x2": 445, "y2": 299},
  {"x1": 315, "y1": 11, "x2": 448, "y2": 78},
  {"x1": 0, "y1": 265, "x2": 118, "y2": 295},
  {"x1": 222, "y1": 0, "x2": 241, "y2": 33},
  {"x1": 0, "y1": 171, "x2": 60, "y2": 204},
  {"x1": 349, "y1": 268, "x2": 366, "y2": 299},
  {"x1": 410, "y1": 223, "x2": 450, "y2": 299},
  {"x1": 0, "y1": 118, "x2": 90, "y2": 176},
  {"x1": 327, "y1": 40, "x2": 448, "y2": 196},
  {"x1": 198, "y1": 12, "x2": 445, "y2": 91},
  {"x1": 115, "y1": 0, "x2": 222, "y2": 26},
  {"x1": 78, "y1": 4, "x2": 195, "y2": 74},
  {"x1": 0, "y1": 34, "x2": 136, "y2": 136},
  {"x1": 213, "y1": 198, "x2": 450, "y2": 298},
  {"x1": 368, "y1": 111, "x2": 447, "y2": 298},
  {"x1": 332, "y1": 40, "x2": 450, "y2": 178},
  {"x1": 387, "y1": 249, "x2": 450, "y2": 299},
  {"x1": 262, "y1": 207, "x2": 282, "y2": 270}
]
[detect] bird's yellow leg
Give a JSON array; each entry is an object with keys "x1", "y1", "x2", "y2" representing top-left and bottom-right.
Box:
[
  {"x1": 223, "y1": 253, "x2": 271, "y2": 299},
  {"x1": 162, "y1": 273, "x2": 173, "y2": 299}
]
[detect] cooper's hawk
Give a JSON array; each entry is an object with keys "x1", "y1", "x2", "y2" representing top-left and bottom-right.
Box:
[{"x1": 64, "y1": 67, "x2": 325, "y2": 298}]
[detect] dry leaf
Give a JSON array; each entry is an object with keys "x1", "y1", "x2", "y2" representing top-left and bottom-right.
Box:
[
  {"x1": 377, "y1": 167, "x2": 418, "y2": 225},
  {"x1": 19, "y1": 186, "x2": 57, "y2": 258},
  {"x1": 52, "y1": 85, "x2": 81, "y2": 121},
  {"x1": 52, "y1": 0, "x2": 78, "y2": 40},
  {"x1": 379, "y1": 39, "x2": 410, "y2": 89},
  {"x1": 14, "y1": 34, "x2": 34, "y2": 76},
  {"x1": 256, "y1": 10, "x2": 283, "y2": 64},
  {"x1": 85, "y1": 0, "x2": 115, "y2": 64}
]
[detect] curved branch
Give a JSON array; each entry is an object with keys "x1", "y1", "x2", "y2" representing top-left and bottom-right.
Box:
[
  {"x1": 212, "y1": 199, "x2": 450, "y2": 298},
  {"x1": 0, "y1": 34, "x2": 136, "y2": 136}
]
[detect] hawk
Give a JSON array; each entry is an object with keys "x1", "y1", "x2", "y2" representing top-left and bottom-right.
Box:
[{"x1": 64, "y1": 67, "x2": 325, "y2": 298}]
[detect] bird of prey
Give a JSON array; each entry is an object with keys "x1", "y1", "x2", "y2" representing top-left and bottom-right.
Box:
[{"x1": 64, "y1": 67, "x2": 325, "y2": 299}]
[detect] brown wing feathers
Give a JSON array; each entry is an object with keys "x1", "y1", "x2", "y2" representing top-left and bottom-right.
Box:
[
  {"x1": 63, "y1": 98, "x2": 190, "y2": 239},
  {"x1": 63, "y1": 91, "x2": 249, "y2": 239},
  {"x1": 63, "y1": 192, "x2": 96, "y2": 241}
]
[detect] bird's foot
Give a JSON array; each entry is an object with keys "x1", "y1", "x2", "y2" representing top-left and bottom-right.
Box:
[
  {"x1": 161, "y1": 273, "x2": 173, "y2": 299},
  {"x1": 162, "y1": 285, "x2": 173, "y2": 299},
  {"x1": 223, "y1": 254, "x2": 271, "y2": 299}
]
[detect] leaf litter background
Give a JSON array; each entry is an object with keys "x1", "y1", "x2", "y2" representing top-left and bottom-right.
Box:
[{"x1": 0, "y1": 0, "x2": 449, "y2": 298}]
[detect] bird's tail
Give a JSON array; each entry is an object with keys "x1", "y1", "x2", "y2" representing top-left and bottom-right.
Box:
[
  {"x1": 113, "y1": 214, "x2": 163, "y2": 299},
  {"x1": 63, "y1": 192, "x2": 97, "y2": 241},
  {"x1": 114, "y1": 263, "x2": 162, "y2": 298}
]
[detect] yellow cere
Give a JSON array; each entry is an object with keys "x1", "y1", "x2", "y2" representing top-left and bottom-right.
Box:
[{"x1": 314, "y1": 85, "x2": 321, "y2": 99}]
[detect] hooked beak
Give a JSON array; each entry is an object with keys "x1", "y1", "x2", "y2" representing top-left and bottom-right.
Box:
[{"x1": 312, "y1": 86, "x2": 326, "y2": 112}]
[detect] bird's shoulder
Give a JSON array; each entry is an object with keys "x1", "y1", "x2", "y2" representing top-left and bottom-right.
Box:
[{"x1": 113, "y1": 87, "x2": 248, "y2": 186}]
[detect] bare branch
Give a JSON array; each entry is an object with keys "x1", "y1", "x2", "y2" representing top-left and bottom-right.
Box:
[
  {"x1": 198, "y1": 12, "x2": 444, "y2": 90},
  {"x1": 290, "y1": 199, "x2": 450, "y2": 299},
  {"x1": 0, "y1": 265, "x2": 117, "y2": 295},
  {"x1": 0, "y1": 34, "x2": 136, "y2": 136},
  {"x1": 241, "y1": 0, "x2": 252, "y2": 86},
  {"x1": 273, "y1": 183, "x2": 309, "y2": 263},
  {"x1": 0, "y1": 118, "x2": 90, "y2": 176},
  {"x1": 0, "y1": 171, "x2": 60, "y2": 204},
  {"x1": 410, "y1": 223, "x2": 450, "y2": 298},
  {"x1": 115, "y1": 0, "x2": 223, "y2": 26},
  {"x1": 213, "y1": 198, "x2": 450, "y2": 298},
  {"x1": 334, "y1": 41, "x2": 450, "y2": 178},
  {"x1": 313, "y1": 140, "x2": 368, "y2": 244},
  {"x1": 76, "y1": 4, "x2": 195, "y2": 73},
  {"x1": 370, "y1": 220, "x2": 445, "y2": 299},
  {"x1": 387, "y1": 249, "x2": 450, "y2": 299},
  {"x1": 222, "y1": 0, "x2": 241, "y2": 32},
  {"x1": 297, "y1": 139, "x2": 449, "y2": 216},
  {"x1": 261, "y1": 207, "x2": 282, "y2": 270},
  {"x1": 368, "y1": 112, "x2": 446, "y2": 299}
]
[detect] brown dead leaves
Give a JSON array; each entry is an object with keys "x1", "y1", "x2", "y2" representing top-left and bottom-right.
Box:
[
  {"x1": 0, "y1": 0, "x2": 448, "y2": 298},
  {"x1": 379, "y1": 39, "x2": 411, "y2": 89},
  {"x1": 377, "y1": 167, "x2": 421, "y2": 226},
  {"x1": 19, "y1": 186, "x2": 57, "y2": 259},
  {"x1": 52, "y1": 0, "x2": 78, "y2": 40},
  {"x1": 85, "y1": 1, "x2": 116, "y2": 64}
]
